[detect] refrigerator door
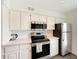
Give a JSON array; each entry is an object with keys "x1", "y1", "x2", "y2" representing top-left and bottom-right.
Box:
[
  {"x1": 61, "y1": 32, "x2": 72, "y2": 56},
  {"x1": 62, "y1": 23, "x2": 72, "y2": 32}
]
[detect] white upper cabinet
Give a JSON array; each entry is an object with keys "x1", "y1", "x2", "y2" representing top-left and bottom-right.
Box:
[
  {"x1": 31, "y1": 13, "x2": 47, "y2": 23},
  {"x1": 40, "y1": 15, "x2": 47, "y2": 23},
  {"x1": 55, "y1": 18, "x2": 66, "y2": 24},
  {"x1": 9, "y1": 10, "x2": 65, "y2": 31},
  {"x1": 31, "y1": 13, "x2": 40, "y2": 22},
  {"x1": 21, "y1": 12, "x2": 31, "y2": 30},
  {"x1": 9, "y1": 10, "x2": 31, "y2": 31},
  {"x1": 9, "y1": 10, "x2": 21, "y2": 30},
  {"x1": 47, "y1": 16, "x2": 55, "y2": 30}
]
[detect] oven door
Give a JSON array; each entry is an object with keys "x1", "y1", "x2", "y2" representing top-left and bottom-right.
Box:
[{"x1": 32, "y1": 43, "x2": 50, "y2": 59}]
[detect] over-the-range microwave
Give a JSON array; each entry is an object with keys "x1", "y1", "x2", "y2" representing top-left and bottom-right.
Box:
[{"x1": 31, "y1": 22, "x2": 47, "y2": 30}]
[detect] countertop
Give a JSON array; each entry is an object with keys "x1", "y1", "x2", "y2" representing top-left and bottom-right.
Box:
[
  {"x1": 47, "y1": 36, "x2": 59, "y2": 40},
  {"x1": 2, "y1": 38, "x2": 32, "y2": 47},
  {"x1": 2, "y1": 36, "x2": 59, "y2": 47}
]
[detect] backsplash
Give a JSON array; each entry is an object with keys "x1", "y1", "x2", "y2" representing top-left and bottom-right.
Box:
[
  {"x1": 10, "y1": 31, "x2": 31, "y2": 39},
  {"x1": 45, "y1": 30, "x2": 53, "y2": 38},
  {"x1": 10, "y1": 30, "x2": 53, "y2": 39}
]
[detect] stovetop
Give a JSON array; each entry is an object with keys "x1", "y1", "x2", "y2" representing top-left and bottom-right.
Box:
[{"x1": 32, "y1": 39, "x2": 49, "y2": 43}]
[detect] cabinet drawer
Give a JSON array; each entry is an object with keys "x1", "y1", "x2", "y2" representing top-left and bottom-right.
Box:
[{"x1": 5, "y1": 45, "x2": 19, "y2": 52}]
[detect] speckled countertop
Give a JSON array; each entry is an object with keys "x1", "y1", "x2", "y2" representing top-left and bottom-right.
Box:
[
  {"x1": 2, "y1": 38, "x2": 32, "y2": 47},
  {"x1": 2, "y1": 36, "x2": 59, "y2": 47},
  {"x1": 47, "y1": 36, "x2": 59, "y2": 40}
]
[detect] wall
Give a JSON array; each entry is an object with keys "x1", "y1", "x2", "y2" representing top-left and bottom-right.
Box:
[
  {"x1": 4, "y1": 0, "x2": 66, "y2": 18},
  {"x1": 2, "y1": 5, "x2": 11, "y2": 45},
  {"x1": 65, "y1": 9, "x2": 77, "y2": 55}
]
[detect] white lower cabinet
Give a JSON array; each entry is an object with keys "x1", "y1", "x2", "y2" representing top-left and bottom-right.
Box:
[
  {"x1": 4, "y1": 44, "x2": 31, "y2": 59},
  {"x1": 1, "y1": 47, "x2": 5, "y2": 59},
  {"x1": 5, "y1": 46, "x2": 19, "y2": 59},
  {"x1": 20, "y1": 44, "x2": 31, "y2": 59},
  {"x1": 2, "y1": 40, "x2": 58, "y2": 59},
  {"x1": 50, "y1": 39, "x2": 58, "y2": 57},
  {"x1": 5, "y1": 51, "x2": 19, "y2": 59}
]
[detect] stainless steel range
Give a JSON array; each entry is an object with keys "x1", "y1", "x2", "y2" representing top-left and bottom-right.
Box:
[{"x1": 31, "y1": 32, "x2": 50, "y2": 59}]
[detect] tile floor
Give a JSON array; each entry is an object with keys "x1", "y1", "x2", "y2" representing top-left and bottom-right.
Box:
[{"x1": 38, "y1": 54, "x2": 77, "y2": 59}]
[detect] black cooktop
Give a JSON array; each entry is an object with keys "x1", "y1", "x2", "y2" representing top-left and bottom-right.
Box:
[
  {"x1": 32, "y1": 39, "x2": 49, "y2": 43},
  {"x1": 31, "y1": 35, "x2": 49, "y2": 43}
]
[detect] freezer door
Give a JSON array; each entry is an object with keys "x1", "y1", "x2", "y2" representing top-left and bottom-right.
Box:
[
  {"x1": 62, "y1": 23, "x2": 72, "y2": 32},
  {"x1": 61, "y1": 32, "x2": 72, "y2": 56}
]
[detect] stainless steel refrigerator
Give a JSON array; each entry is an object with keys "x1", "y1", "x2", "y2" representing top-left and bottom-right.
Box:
[{"x1": 53, "y1": 23, "x2": 72, "y2": 56}]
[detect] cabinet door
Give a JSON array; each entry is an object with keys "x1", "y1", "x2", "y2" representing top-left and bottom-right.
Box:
[
  {"x1": 20, "y1": 44, "x2": 31, "y2": 59},
  {"x1": 47, "y1": 16, "x2": 55, "y2": 30},
  {"x1": 5, "y1": 51, "x2": 19, "y2": 59},
  {"x1": 40, "y1": 15, "x2": 47, "y2": 23},
  {"x1": 50, "y1": 39, "x2": 58, "y2": 57},
  {"x1": 31, "y1": 13, "x2": 40, "y2": 22},
  {"x1": 1, "y1": 47, "x2": 5, "y2": 59},
  {"x1": 9, "y1": 11, "x2": 21, "y2": 30},
  {"x1": 5, "y1": 46, "x2": 19, "y2": 59},
  {"x1": 21, "y1": 12, "x2": 31, "y2": 30},
  {"x1": 55, "y1": 18, "x2": 66, "y2": 24}
]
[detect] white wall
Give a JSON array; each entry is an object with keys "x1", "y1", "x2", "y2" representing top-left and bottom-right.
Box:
[
  {"x1": 65, "y1": 9, "x2": 77, "y2": 55},
  {"x1": 2, "y1": 5, "x2": 11, "y2": 45},
  {"x1": 4, "y1": 0, "x2": 66, "y2": 18}
]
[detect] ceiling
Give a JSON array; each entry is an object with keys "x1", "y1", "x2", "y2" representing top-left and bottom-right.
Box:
[{"x1": 8, "y1": 0, "x2": 77, "y2": 13}]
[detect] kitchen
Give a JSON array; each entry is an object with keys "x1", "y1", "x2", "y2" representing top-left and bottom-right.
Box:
[{"x1": 1, "y1": 0, "x2": 77, "y2": 59}]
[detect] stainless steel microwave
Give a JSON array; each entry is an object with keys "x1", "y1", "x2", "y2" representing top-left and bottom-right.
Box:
[{"x1": 31, "y1": 23, "x2": 47, "y2": 30}]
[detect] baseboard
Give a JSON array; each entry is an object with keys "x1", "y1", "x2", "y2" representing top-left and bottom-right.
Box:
[
  {"x1": 38, "y1": 54, "x2": 59, "y2": 59},
  {"x1": 71, "y1": 52, "x2": 77, "y2": 56},
  {"x1": 49, "y1": 54, "x2": 59, "y2": 58},
  {"x1": 38, "y1": 55, "x2": 50, "y2": 59}
]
